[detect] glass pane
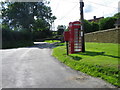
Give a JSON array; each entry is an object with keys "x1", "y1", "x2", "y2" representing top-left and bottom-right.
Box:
[
  {"x1": 74, "y1": 49, "x2": 81, "y2": 52},
  {"x1": 74, "y1": 46, "x2": 81, "y2": 48},
  {"x1": 74, "y1": 43, "x2": 78, "y2": 45},
  {"x1": 74, "y1": 28, "x2": 78, "y2": 30}
]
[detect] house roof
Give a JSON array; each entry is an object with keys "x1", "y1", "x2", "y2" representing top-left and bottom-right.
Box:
[{"x1": 88, "y1": 17, "x2": 104, "y2": 22}]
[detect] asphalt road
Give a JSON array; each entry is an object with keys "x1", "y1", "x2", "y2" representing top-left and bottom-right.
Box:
[{"x1": 2, "y1": 42, "x2": 116, "y2": 88}]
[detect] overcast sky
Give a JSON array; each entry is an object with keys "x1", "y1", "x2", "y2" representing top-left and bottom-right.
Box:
[
  {"x1": 0, "y1": 0, "x2": 119, "y2": 30},
  {"x1": 49, "y1": 0, "x2": 119, "y2": 30}
]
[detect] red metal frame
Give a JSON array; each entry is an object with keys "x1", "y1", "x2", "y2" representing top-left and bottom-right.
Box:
[{"x1": 69, "y1": 21, "x2": 82, "y2": 54}]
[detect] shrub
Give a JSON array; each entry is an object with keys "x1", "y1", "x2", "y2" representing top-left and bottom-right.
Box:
[{"x1": 99, "y1": 17, "x2": 116, "y2": 30}]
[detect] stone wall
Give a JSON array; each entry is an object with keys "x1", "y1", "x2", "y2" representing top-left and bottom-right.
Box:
[{"x1": 85, "y1": 28, "x2": 120, "y2": 43}]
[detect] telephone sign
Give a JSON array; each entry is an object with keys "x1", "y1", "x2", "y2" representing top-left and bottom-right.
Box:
[{"x1": 64, "y1": 21, "x2": 82, "y2": 54}]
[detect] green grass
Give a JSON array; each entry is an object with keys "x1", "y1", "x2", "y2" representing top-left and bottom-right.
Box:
[
  {"x1": 44, "y1": 40, "x2": 60, "y2": 43},
  {"x1": 53, "y1": 42, "x2": 119, "y2": 87}
]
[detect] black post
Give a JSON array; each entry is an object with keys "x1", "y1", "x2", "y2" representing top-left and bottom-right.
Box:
[
  {"x1": 66, "y1": 41, "x2": 69, "y2": 55},
  {"x1": 80, "y1": 0, "x2": 85, "y2": 52}
]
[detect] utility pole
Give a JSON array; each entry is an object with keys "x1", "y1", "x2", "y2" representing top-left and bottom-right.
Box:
[{"x1": 80, "y1": 0, "x2": 85, "y2": 52}]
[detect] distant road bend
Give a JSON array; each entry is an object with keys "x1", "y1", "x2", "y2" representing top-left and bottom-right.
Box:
[{"x1": 2, "y1": 42, "x2": 116, "y2": 88}]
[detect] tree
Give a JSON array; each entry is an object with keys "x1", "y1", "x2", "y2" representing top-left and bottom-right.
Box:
[
  {"x1": 2, "y1": 2, "x2": 56, "y2": 31},
  {"x1": 2, "y1": 1, "x2": 56, "y2": 40},
  {"x1": 32, "y1": 19, "x2": 52, "y2": 40},
  {"x1": 114, "y1": 12, "x2": 120, "y2": 19},
  {"x1": 57, "y1": 25, "x2": 66, "y2": 35},
  {"x1": 1, "y1": 1, "x2": 56, "y2": 48},
  {"x1": 57, "y1": 25, "x2": 66, "y2": 42},
  {"x1": 84, "y1": 20, "x2": 92, "y2": 33},
  {"x1": 91, "y1": 21, "x2": 99, "y2": 32},
  {"x1": 99, "y1": 17, "x2": 116, "y2": 30}
]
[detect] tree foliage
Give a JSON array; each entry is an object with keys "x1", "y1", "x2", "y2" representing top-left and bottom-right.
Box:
[
  {"x1": 84, "y1": 20, "x2": 92, "y2": 33},
  {"x1": 99, "y1": 17, "x2": 116, "y2": 30},
  {"x1": 114, "y1": 12, "x2": 120, "y2": 19},
  {"x1": 57, "y1": 25, "x2": 66, "y2": 35},
  {"x1": 1, "y1": 1, "x2": 56, "y2": 48},
  {"x1": 91, "y1": 22, "x2": 99, "y2": 32},
  {"x1": 83, "y1": 12, "x2": 119, "y2": 33},
  {"x1": 2, "y1": 2, "x2": 56, "y2": 32}
]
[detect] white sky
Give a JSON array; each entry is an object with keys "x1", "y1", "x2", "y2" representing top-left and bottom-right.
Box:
[
  {"x1": 49, "y1": 0, "x2": 120, "y2": 31},
  {"x1": 0, "y1": 0, "x2": 119, "y2": 30}
]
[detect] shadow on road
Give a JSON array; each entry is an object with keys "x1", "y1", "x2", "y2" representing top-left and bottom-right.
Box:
[
  {"x1": 1, "y1": 42, "x2": 58, "y2": 50},
  {"x1": 29, "y1": 42, "x2": 57, "y2": 49}
]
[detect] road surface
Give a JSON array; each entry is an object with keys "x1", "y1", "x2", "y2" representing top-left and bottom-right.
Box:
[{"x1": 2, "y1": 42, "x2": 116, "y2": 88}]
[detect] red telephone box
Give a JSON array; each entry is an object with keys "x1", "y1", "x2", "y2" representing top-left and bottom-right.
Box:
[{"x1": 64, "y1": 21, "x2": 82, "y2": 54}]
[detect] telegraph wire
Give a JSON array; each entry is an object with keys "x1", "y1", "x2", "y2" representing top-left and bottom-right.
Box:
[
  {"x1": 57, "y1": 3, "x2": 79, "y2": 21},
  {"x1": 52, "y1": 0, "x2": 118, "y2": 30},
  {"x1": 84, "y1": 0, "x2": 118, "y2": 10},
  {"x1": 82, "y1": 0, "x2": 118, "y2": 18},
  {"x1": 56, "y1": 0, "x2": 118, "y2": 21},
  {"x1": 54, "y1": 0, "x2": 61, "y2": 15},
  {"x1": 53, "y1": 2, "x2": 79, "y2": 30},
  {"x1": 72, "y1": 0, "x2": 118, "y2": 9},
  {"x1": 84, "y1": 1, "x2": 118, "y2": 14}
]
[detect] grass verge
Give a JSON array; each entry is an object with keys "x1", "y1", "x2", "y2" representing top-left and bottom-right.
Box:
[
  {"x1": 44, "y1": 40, "x2": 60, "y2": 43},
  {"x1": 52, "y1": 42, "x2": 119, "y2": 87}
]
